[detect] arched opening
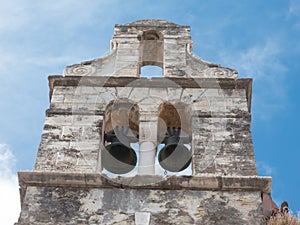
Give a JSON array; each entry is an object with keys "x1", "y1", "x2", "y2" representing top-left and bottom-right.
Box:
[
  {"x1": 101, "y1": 99, "x2": 139, "y2": 176},
  {"x1": 140, "y1": 65, "x2": 163, "y2": 77},
  {"x1": 156, "y1": 102, "x2": 192, "y2": 175},
  {"x1": 139, "y1": 30, "x2": 164, "y2": 76}
]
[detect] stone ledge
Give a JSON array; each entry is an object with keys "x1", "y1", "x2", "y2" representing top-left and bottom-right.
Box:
[
  {"x1": 45, "y1": 108, "x2": 251, "y2": 118},
  {"x1": 18, "y1": 171, "x2": 271, "y2": 193},
  {"x1": 48, "y1": 76, "x2": 252, "y2": 90}
]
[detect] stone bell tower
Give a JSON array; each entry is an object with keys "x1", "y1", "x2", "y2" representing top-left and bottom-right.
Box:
[{"x1": 16, "y1": 20, "x2": 271, "y2": 225}]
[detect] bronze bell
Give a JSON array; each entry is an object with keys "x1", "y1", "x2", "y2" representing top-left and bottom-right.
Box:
[
  {"x1": 102, "y1": 137, "x2": 137, "y2": 174},
  {"x1": 158, "y1": 135, "x2": 192, "y2": 172}
]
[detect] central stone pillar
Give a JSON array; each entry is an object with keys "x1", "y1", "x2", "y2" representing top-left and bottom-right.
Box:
[{"x1": 138, "y1": 114, "x2": 158, "y2": 175}]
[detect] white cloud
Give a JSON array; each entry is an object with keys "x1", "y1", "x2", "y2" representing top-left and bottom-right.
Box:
[
  {"x1": 0, "y1": 0, "x2": 118, "y2": 33},
  {"x1": 0, "y1": 0, "x2": 30, "y2": 30},
  {"x1": 218, "y1": 39, "x2": 288, "y2": 120},
  {"x1": 288, "y1": 0, "x2": 300, "y2": 17},
  {"x1": 0, "y1": 0, "x2": 121, "y2": 75},
  {"x1": 219, "y1": 39, "x2": 286, "y2": 80},
  {"x1": 0, "y1": 144, "x2": 20, "y2": 225},
  {"x1": 288, "y1": 0, "x2": 300, "y2": 30}
]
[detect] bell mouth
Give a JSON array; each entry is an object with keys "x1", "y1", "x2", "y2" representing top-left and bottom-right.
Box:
[
  {"x1": 158, "y1": 142, "x2": 191, "y2": 172},
  {"x1": 102, "y1": 142, "x2": 137, "y2": 174}
]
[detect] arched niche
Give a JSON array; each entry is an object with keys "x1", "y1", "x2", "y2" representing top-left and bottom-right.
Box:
[
  {"x1": 101, "y1": 99, "x2": 140, "y2": 175},
  {"x1": 103, "y1": 99, "x2": 139, "y2": 145},
  {"x1": 138, "y1": 30, "x2": 164, "y2": 70},
  {"x1": 157, "y1": 102, "x2": 192, "y2": 143},
  {"x1": 156, "y1": 101, "x2": 192, "y2": 174}
]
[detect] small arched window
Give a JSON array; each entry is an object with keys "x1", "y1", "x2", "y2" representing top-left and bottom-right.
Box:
[
  {"x1": 140, "y1": 65, "x2": 163, "y2": 77},
  {"x1": 139, "y1": 30, "x2": 164, "y2": 74},
  {"x1": 156, "y1": 102, "x2": 192, "y2": 175},
  {"x1": 101, "y1": 99, "x2": 139, "y2": 176}
]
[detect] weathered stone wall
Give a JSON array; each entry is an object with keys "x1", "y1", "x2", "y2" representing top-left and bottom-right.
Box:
[
  {"x1": 17, "y1": 186, "x2": 264, "y2": 225},
  {"x1": 64, "y1": 20, "x2": 237, "y2": 78},
  {"x1": 34, "y1": 114, "x2": 101, "y2": 172},
  {"x1": 17, "y1": 20, "x2": 270, "y2": 225},
  {"x1": 192, "y1": 117, "x2": 257, "y2": 176},
  {"x1": 34, "y1": 77, "x2": 255, "y2": 176}
]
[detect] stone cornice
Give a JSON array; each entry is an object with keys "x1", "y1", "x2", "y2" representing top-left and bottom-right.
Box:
[{"x1": 18, "y1": 171, "x2": 271, "y2": 204}]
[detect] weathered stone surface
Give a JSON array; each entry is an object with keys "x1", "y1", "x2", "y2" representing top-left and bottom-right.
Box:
[
  {"x1": 34, "y1": 114, "x2": 102, "y2": 172},
  {"x1": 16, "y1": 20, "x2": 269, "y2": 225},
  {"x1": 64, "y1": 20, "x2": 237, "y2": 78},
  {"x1": 192, "y1": 117, "x2": 257, "y2": 176},
  {"x1": 17, "y1": 185, "x2": 264, "y2": 225}
]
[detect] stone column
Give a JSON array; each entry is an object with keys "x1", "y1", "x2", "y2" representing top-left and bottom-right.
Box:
[{"x1": 138, "y1": 115, "x2": 158, "y2": 175}]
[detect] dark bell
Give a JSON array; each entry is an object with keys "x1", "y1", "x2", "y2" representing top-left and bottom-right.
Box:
[
  {"x1": 102, "y1": 140, "x2": 137, "y2": 174},
  {"x1": 158, "y1": 136, "x2": 192, "y2": 172}
]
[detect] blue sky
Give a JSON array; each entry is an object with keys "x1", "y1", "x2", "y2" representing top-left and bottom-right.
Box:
[{"x1": 0, "y1": 0, "x2": 299, "y2": 223}]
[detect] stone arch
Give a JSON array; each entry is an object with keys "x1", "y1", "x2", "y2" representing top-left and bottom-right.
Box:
[
  {"x1": 156, "y1": 101, "x2": 192, "y2": 174},
  {"x1": 138, "y1": 30, "x2": 164, "y2": 71},
  {"x1": 157, "y1": 101, "x2": 192, "y2": 143},
  {"x1": 103, "y1": 98, "x2": 139, "y2": 144},
  {"x1": 101, "y1": 98, "x2": 140, "y2": 175}
]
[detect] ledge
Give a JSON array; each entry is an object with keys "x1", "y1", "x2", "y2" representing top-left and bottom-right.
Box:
[
  {"x1": 48, "y1": 76, "x2": 252, "y2": 90},
  {"x1": 45, "y1": 108, "x2": 252, "y2": 119},
  {"x1": 18, "y1": 171, "x2": 271, "y2": 193}
]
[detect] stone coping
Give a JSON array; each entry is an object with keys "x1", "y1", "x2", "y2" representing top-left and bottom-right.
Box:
[
  {"x1": 18, "y1": 171, "x2": 271, "y2": 193},
  {"x1": 117, "y1": 20, "x2": 189, "y2": 28}
]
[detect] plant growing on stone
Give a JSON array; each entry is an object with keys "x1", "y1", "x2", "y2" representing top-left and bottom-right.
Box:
[{"x1": 268, "y1": 213, "x2": 300, "y2": 225}]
